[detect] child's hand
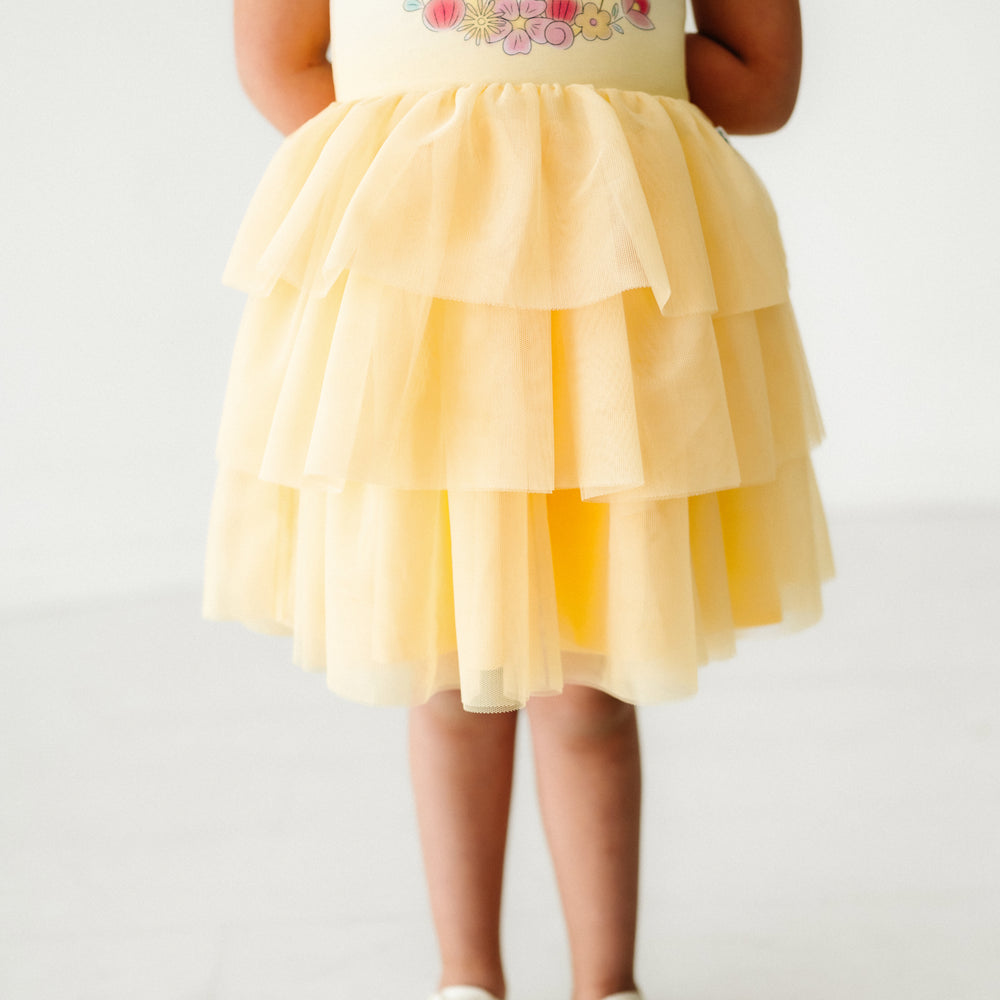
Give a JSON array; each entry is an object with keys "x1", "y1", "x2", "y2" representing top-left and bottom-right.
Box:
[
  {"x1": 234, "y1": 0, "x2": 336, "y2": 135},
  {"x1": 685, "y1": 0, "x2": 802, "y2": 134}
]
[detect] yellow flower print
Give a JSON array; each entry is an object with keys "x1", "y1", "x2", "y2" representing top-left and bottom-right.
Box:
[
  {"x1": 402, "y1": 0, "x2": 655, "y2": 52},
  {"x1": 459, "y1": 0, "x2": 506, "y2": 46},
  {"x1": 576, "y1": 2, "x2": 613, "y2": 41}
]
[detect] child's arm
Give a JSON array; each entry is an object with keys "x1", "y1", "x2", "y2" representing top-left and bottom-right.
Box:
[
  {"x1": 685, "y1": 0, "x2": 802, "y2": 134},
  {"x1": 234, "y1": 0, "x2": 336, "y2": 135}
]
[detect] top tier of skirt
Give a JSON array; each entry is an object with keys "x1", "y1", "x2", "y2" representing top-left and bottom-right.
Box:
[{"x1": 330, "y1": 0, "x2": 689, "y2": 102}]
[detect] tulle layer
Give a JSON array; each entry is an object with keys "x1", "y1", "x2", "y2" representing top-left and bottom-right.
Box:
[
  {"x1": 215, "y1": 272, "x2": 822, "y2": 501},
  {"x1": 203, "y1": 457, "x2": 833, "y2": 712},
  {"x1": 204, "y1": 81, "x2": 834, "y2": 711},
  {"x1": 222, "y1": 83, "x2": 788, "y2": 315}
]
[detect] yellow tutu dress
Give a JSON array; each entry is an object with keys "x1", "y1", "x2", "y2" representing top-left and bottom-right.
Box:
[{"x1": 202, "y1": 0, "x2": 835, "y2": 712}]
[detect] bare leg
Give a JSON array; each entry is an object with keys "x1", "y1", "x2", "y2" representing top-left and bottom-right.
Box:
[
  {"x1": 526, "y1": 685, "x2": 642, "y2": 1000},
  {"x1": 409, "y1": 690, "x2": 520, "y2": 999}
]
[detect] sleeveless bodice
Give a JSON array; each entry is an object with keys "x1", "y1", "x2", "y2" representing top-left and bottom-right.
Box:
[{"x1": 330, "y1": 0, "x2": 689, "y2": 102}]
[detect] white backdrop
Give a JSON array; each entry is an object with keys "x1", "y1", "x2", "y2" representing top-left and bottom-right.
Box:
[{"x1": 2, "y1": 0, "x2": 998, "y2": 611}]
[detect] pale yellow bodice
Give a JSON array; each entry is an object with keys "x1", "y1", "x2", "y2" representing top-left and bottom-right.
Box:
[{"x1": 330, "y1": 0, "x2": 689, "y2": 102}]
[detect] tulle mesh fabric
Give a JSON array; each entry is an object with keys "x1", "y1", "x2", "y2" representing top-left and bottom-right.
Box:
[{"x1": 203, "y1": 82, "x2": 834, "y2": 712}]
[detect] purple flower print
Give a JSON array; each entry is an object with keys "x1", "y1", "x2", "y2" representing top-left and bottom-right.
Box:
[
  {"x1": 404, "y1": 0, "x2": 654, "y2": 54},
  {"x1": 490, "y1": 0, "x2": 550, "y2": 55}
]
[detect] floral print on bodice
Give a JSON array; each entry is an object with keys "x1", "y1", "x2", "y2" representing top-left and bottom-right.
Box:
[{"x1": 402, "y1": 0, "x2": 655, "y2": 57}]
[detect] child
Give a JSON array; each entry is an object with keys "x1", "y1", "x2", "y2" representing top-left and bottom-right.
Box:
[{"x1": 203, "y1": 2, "x2": 833, "y2": 998}]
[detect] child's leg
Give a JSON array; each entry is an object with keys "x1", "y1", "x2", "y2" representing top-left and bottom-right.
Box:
[
  {"x1": 409, "y1": 689, "x2": 519, "y2": 999},
  {"x1": 525, "y1": 685, "x2": 641, "y2": 1000}
]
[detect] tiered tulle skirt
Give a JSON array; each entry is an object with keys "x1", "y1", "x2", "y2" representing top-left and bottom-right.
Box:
[{"x1": 202, "y1": 81, "x2": 834, "y2": 712}]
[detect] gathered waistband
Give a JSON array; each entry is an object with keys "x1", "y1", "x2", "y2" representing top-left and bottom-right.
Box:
[{"x1": 329, "y1": 0, "x2": 689, "y2": 103}]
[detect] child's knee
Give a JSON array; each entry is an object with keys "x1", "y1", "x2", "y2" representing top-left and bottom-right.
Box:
[{"x1": 527, "y1": 684, "x2": 634, "y2": 741}]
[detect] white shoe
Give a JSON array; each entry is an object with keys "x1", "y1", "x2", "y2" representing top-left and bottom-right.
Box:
[
  {"x1": 429, "y1": 987, "x2": 503, "y2": 1000},
  {"x1": 599, "y1": 992, "x2": 644, "y2": 1000}
]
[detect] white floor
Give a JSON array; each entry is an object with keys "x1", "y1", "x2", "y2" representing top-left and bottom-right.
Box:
[{"x1": 1, "y1": 509, "x2": 998, "y2": 1000}]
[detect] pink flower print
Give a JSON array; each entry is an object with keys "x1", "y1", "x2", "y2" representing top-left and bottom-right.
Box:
[
  {"x1": 546, "y1": 0, "x2": 581, "y2": 20},
  {"x1": 422, "y1": 0, "x2": 467, "y2": 31},
  {"x1": 405, "y1": 0, "x2": 653, "y2": 51},
  {"x1": 542, "y1": 19, "x2": 575, "y2": 48},
  {"x1": 490, "y1": 0, "x2": 549, "y2": 55},
  {"x1": 624, "y1": 0, "x2": 655, "y2": 30},
  {"x1": 543, "y1": 0, "x2": 580, "y2": 48}
]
